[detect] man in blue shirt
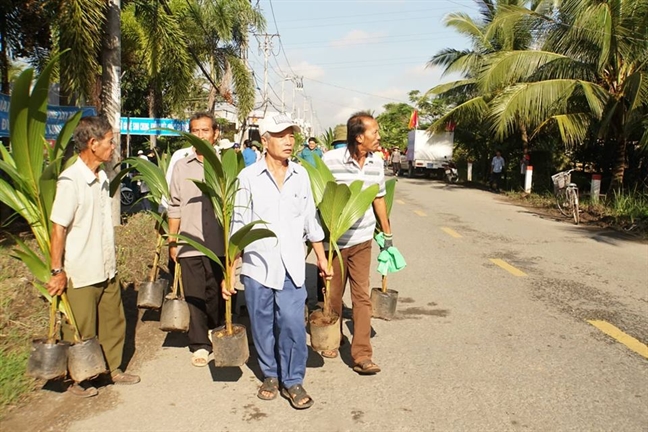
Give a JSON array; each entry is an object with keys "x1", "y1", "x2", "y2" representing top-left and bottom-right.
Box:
[
  {"x1": 298, "y1": 137, "x2": 323, "y2": 166},
  {"x1": 224, "y1": 113, "x2": 331, "y2": 410},
  {"x1": 242, "y1": 139, "x2": 257, "y2": 166}
]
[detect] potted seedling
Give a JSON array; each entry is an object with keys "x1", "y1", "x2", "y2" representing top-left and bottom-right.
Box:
[
  {"x1": 111, "y1": 155, "x2": 171, "y2": 309},
  {"x1": 299, "y1": 156, "x2": 379, "y2": 351},
  {"x1": 0, "y1": 63, "x2": 106, "y2": 381},
  {"x1": 370, "y1": 178, "x2": 405, "y2": 320},
  {"x1": 164, "y1": 133, "x2": 275, "y2": 367},
  {"x1": 159, "y1": 262, "x2": 190, "y2": 332}
]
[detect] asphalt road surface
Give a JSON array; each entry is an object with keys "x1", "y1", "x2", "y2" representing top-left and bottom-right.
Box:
[{"x1": 66, "y1": 177, "x2": 648, "y2": 431}]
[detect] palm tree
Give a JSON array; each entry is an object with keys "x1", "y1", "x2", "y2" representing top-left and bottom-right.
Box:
[
  {"x1": 476, "y1": 0, "x2": 648, "y2": 188},
  {"x1": 426, "y1": 0, "x2": 536, "y2": 150},
  {"x1": 55, "y1": 0, "x2": 106, "y2": 106},
  {"x1": 181, "y1": 0, "x2": 265, "y2": 122}
]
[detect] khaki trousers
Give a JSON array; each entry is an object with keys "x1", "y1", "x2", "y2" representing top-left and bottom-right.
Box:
[
  {"x1": 62, "y1": 277, "x2": 125, "y2": 373},
  {"x1": 328, "y1": 240, "x2": 373, "y2": 364}
]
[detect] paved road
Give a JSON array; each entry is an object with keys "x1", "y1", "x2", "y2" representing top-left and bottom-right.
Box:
[{"x1": 67, "y1": 177, "x2": 648, "y2": 431}]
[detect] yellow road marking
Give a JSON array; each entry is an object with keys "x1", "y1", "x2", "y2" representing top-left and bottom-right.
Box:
[
  {"x1": 441, "y1": 227, "x2": 462, "y2": 238},
  {"x1": 396, "y1": 199, "x2": 405, "y2": 205},
  {"x1": 490, "y1": 259, "x2": 527, "y2": 277},
  {"x1": 587, "y1": 320, "x2": 648, "y2": 359},
  {"x1": 414, "y1": 210, "x2": 427, "y2": 217}
]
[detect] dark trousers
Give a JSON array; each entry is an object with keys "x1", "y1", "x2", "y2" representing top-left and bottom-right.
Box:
[
  {"x1": 178, "y1": 255, "x2": 228, "y2": 353},
  {"x1": 490, "y1": 172, "x2": 502, "y2": 191},
  {"x1": 392, "y1": 162, "x2": 401, "y2": 176}
]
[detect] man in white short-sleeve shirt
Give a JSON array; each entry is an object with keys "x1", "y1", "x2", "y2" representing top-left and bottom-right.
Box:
[
  {"x1": 47, "y1": 116, "x2": 140, "y2": 397},
  {"x1": 321, "y1": 112, "x2": 393, "y2": 375}
]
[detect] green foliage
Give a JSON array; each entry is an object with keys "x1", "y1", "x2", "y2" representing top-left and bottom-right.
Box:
[
  {"x1": 297, "y1": 154, "x2": 335, "y2": 206},
  {"x1": 427, "y1": 0, "x2": 648, "y2": 189},
  {"x1": 300, "y1": 154, "x2": 379, "y2": 316},
  {"x1": 171, "y1": 132, "x2": 276, "y2": 333},
  {"x1": 0, "y1": 62, "x2": 82, "y2": 339}
]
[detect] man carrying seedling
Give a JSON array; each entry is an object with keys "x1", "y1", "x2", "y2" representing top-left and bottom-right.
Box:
[
  {"x1": 47, "y1": 116, "x2": 140, "y2": 397},
  {"x1": 223, "y1": 113, "x2": 331, "y2": 410},
  {"x1": 168, "y1": 112, "x2": 227, "y2": 367},
  {"x1": 322, "y1": 111, "x2": 393, "y2": 375}
]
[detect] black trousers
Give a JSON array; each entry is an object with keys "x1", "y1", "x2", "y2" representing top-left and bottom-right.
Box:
[{"x1": 178, "y1": 255, "x2": 231, "y2": 352}]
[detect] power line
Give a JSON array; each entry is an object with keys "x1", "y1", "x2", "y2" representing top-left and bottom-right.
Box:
[
  {"x1": 303, "y1": 77, "x2": 409, "y2": 103},
  {"x1": 268, "y1": 0, "x2": 296, "y2": 76}
]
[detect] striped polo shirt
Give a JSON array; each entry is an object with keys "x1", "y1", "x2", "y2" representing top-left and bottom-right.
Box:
[{"x1": 322, "y1": 147, "x2": 386, "y2": 249}]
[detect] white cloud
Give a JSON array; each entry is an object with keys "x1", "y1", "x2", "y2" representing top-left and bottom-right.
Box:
[
  {"x1": 330, "y1": 30, "x2": 388, "y2": 48},
  {"x1": 290, "y1": 60, "x2": 326, "y2": 80},
  {"x1": 403, "y1": 63, "x2": 444, "y2": 78}
]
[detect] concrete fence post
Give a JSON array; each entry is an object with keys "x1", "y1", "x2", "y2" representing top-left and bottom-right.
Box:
[
  {"x1": 524, "y1": 166, "x2": 533, "y2": 193},
  {"x1": 591, "y1": 174, "x2": 601, "y2": 203},
  {"x1": 467, "y1": 162, "x2": 473, "y2": 182}
]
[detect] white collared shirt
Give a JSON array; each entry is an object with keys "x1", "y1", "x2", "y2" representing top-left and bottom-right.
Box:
[
  {"x1": 322, "y1": 147, "x2": 386, "y2": 248},
  {"x1": 50, "y1": 158, "x2": 116, "y2": 287},
  {"x1": 231, "y1": 157, "x2": 324, "y2": 290}
]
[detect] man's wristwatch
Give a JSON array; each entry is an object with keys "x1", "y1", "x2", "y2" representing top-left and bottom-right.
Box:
[{"x1": 50, "y1": 268, "x2": 64, "y2": 276}]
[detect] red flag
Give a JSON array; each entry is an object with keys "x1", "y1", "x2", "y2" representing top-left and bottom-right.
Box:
[{"x1": 408, "y1": 110, "x2": 418, "y2": 129}]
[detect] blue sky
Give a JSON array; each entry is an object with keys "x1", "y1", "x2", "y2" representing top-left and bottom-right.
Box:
[{"x1": 246, "y1": 0, "x2": 476, "y2": 132}]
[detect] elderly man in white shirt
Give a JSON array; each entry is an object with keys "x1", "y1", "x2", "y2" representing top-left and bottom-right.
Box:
[
  {"x1": 47, "y1": 116, "x2": 140, "y2": 397},
  {"x1": 223, "y1": 113, "x2": 330, "y2": 410}
]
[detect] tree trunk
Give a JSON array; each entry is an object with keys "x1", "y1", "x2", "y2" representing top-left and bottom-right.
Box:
[
  {"x1": 101, "y1": 0, "x2": 122, "y2": 227},
  {"x1": 148, "y1": 85, "x2": 158, "y2": 149},
  {"x1": 610, "y1": 136, "x2": 626, "y2": 192}
]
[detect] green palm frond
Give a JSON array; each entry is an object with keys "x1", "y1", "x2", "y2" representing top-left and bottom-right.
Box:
[
  {"x1": 479, "y1": 50, "x2": 567, "y2": 93},
  {"x1": 427, "y1": 96, "x2": 489, "y2": 133}
]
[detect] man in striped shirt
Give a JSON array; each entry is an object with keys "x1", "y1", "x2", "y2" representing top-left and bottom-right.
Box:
[{"x1": 322, "y1": 112, "x2": 393, "y2": 375}]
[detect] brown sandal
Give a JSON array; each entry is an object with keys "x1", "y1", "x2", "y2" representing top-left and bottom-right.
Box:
[
  {"x1": 281, "y1": 384, "x2": 314, "y2": 410},
  {"x1": 257, "y1": 377, "x2": 279, "y2": 400},
  {"x1": 353, "y1": 360, "x2": 381, "y2": 375},
  {"x1": 320, "y1": 349, "x2": 338, "y2": 358}
]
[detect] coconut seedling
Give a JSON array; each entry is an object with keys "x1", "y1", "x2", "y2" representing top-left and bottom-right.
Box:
[
  {"x1": 167, "y1": 133, "x2": 275, "y2": 367},
  {"x1": 371, "y1": 178, "x2": 405, "y2": 320},
  {"x1": 299, "y1": 155, "x2": 379, "y2": 350},
  {"x1": 111, "y1": 155, "x2": 171, "y2": 309},
  {"x1": 0, "y1": 63, "x2": 106, "y2": 380}
]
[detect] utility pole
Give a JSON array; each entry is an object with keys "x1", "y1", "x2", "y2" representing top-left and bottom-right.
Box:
[{"x1": 254, "y1": 33, "x2": 278, "y2": 115}]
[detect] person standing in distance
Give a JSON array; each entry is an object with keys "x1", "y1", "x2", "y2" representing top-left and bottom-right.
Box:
[
  {"x1": 321, "y1": 111, "x2": 393, "y2": 375},
  {"x1": 47, "y1": 116, "x2": 140, "y2": 397},
  {"x1": 298, "y1": 137, "x2": 323, "y2": 166},
  {"x1": 490, "y1": 150, "x2": 505, "y2": 192},
  {"x1": 167, "y1": 112, "x2": 228, "y2": 367},
  {"x1": 223, "y1": 113, "x2": 331, "y2": 409}
]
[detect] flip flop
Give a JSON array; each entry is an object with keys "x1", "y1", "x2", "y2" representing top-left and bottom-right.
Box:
[
  {"x1": 257, "y1": 377, "x2": 279, "y2": 401},
  {"x1": 191, "y1": 349, "x2": 212, "y2": 367},
  {"x1": 281, "y1": 384, "x2": 314, "y2": 410},
  {"x1": 353, "y1": 360, "x2": 381, "y2": 375},
  {"x1": 320, "y1": 349, "x2": 338, "y2": 358}
]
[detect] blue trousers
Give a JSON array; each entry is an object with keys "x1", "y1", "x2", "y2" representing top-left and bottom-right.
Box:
[{"x1": 243, "y1": 274, "x2": 307, "y2": 388}]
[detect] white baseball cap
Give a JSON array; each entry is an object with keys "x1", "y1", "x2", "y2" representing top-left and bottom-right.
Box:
[
  {"x1": 137, "y1": 150, "x2": 144, "y2": 155},
  {"x1": 259, "y1": 113, "x2": 301, "y2": 136},
  {"x1": 219, "y1": 138, "x2": 234, "y2": 150}
]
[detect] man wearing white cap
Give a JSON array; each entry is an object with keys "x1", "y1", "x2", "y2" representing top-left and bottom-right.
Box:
[{"x1": 223, "y1": 113, "x2": 331, "y2": 410}]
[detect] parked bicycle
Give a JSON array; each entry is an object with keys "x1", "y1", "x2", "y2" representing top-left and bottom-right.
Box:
[{"x1": 551, "y1": 169, "x2": 580, "y2": 225}]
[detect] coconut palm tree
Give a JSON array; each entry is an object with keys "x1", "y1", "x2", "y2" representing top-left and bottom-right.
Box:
[
  {"x1": 426, "y1": 0, "x2": 536, "y2": 150},
  {"x1": 181, "y1": 0, "x2": 265, "y2": 121},
  {"x1": 476, "y1": 0, "x2": 648, "y2": 188}
]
